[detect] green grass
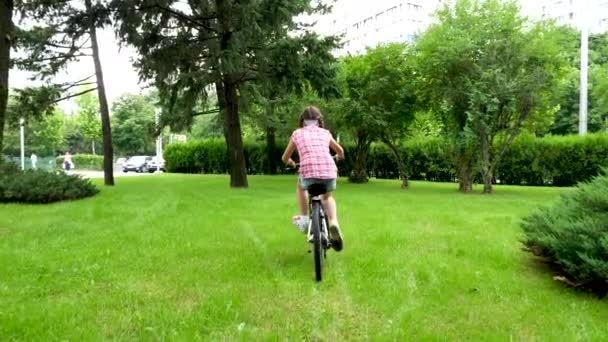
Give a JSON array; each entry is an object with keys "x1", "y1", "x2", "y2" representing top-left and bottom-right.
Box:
[{"x1": 1, "y1": 175, "x2": 607, "y2": 340}]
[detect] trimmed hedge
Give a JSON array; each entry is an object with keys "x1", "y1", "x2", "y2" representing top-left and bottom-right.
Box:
[
  {"x1": 499, "y1": 133, "x2": 608, "y2": 186},
  {"x1": 164, "y1": 134, "x2": 608, "y2": 187},
  {"x1": 54, "y1": 154, "x2": 104, "y2": 170},
  {"x1": 0, "y1": 161, "x2": 99, "y2": 203},
  {"x1": 522, "y1": 171, "x2": 608, "y2": 292}
]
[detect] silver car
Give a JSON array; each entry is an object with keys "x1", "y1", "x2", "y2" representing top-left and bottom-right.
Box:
[{"x1": 122, "y1": 156, "x2": 151, "y2": 173}]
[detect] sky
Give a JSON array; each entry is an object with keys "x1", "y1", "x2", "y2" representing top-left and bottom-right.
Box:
[{"x1": 10, "y1": 28, "x2": 144, "y2": 115}]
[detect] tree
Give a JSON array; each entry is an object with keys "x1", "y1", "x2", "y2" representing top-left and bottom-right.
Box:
[
  {"x1": 3, "y1": 102, "x2": 67, "y2": 156},
  {"x1": 75, "y1": 90, "x2": 101, "y2": 154},
  {"x1": 111, "y1": 93, "x2": 156, "y2": 156},
  {"x1": 14, "y1": 0, "x2": 115, "y2": 185},
  {"x1": 416, "y1": 0, "x2": 565, "y2": 193},
  {"x1": 244, "y1": 32, "x2": 339, "y2": 174},
  {"x1": 112, "y1": 0, "x2": 333, "y2": 188},
  {"x1": 548, "y1": 28, "x2": 608, "y2": 135},
  {"x1": 339, "y1": 43, "x2": 417, "y2": 188},
  {"x1": 0, "y1": 0, "x2": 13, "y2": 153},
  {"x1": 592, "y1": 63, "x2": 608, "y2": 132}
]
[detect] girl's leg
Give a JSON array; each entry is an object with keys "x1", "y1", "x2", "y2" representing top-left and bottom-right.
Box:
[
  {"x1": 297, "y1": 182, "x2": 308, "y2": 216},
  {"x1": 321, "y1": 192, "x2": 338, "y2": 223},
  {"x1": 322, "y1": 192, "x2": 343, "y2": 251}
]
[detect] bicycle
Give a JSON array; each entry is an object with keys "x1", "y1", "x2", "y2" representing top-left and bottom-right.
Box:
[
  {"x1": 306, "y1": 183, "x2": 333, "y2": 282},
  {"x1": 288, "y1": 161, "x2": 340, "y2": 282}
]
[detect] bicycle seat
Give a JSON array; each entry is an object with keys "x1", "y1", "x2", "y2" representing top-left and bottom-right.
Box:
[{"x1": 307, "y1": 183, "x2": 327, "y2": 197}]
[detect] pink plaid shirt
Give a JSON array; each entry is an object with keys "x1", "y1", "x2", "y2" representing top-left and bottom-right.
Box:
[{"x1": 291, "y1": 126, "x2": 337, "y2": 179}]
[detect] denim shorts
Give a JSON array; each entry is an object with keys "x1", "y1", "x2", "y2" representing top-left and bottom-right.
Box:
[{"x1": 299, "y1": 177, "x2": 336, "y2": 192}]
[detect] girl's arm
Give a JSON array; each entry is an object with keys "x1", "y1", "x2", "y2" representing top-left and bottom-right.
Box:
[
  {"x1": 282, "y1": 139, "x2": 297, "y2": 167},
  {"x1": 330, "y1": 138, "x2": 345, "y2": 160}
]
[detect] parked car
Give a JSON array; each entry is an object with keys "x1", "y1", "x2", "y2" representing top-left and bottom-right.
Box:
[
  {"x1": 122, "y1": 156, "x2": 151, "y2": 173},
  {"x1": 146, "y1": 156, "x2": 165, "y2": 173}
]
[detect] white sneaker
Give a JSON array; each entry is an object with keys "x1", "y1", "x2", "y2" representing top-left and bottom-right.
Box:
[
  {"x1": 328, "y1": 221, "x2": 343, "y2": 251},
  {"x1": 292, "y1": 215, "x2": 309, "y2": 233}
]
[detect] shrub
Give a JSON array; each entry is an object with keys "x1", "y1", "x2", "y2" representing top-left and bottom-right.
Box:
[
  {"x1": 0, "y1": 160, "x2": 21, "y2": 175},
  {"x1": 498, "y1": 133, "x2": 608, "y2": 186},
  {"x1": 0, "y1": 167, "x2": 99, "y2": 204},
  {"x1": 54, "y1": 154, "x2": 104, "y2": 170},
  {"x1": 163, "y1": 134, "x2": 608, "y2": 187},
  {"x1": 521, "y1": 171, "x2": 608, "y2": 292}
]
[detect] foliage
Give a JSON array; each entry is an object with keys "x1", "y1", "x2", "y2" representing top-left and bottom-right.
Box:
[
  {"x1": 14, "y1": 0, "x2": 116, "y2": 185},
  {"x1": 2, "y1": 107, "x2": 66, "y2": 156},
  {"x1": 75, "y1": 91, "x2": 102, "y2": 154},
  {"x1": 164, "y1": 134, "x2": 608, "y2": 188},
  {"x1": 0, "y1": 167, "x2": 99, "y2": 203},
  {"x1": 111, "y1": 93, "x2": 156, "y2": 156},
  {"x1": 548, "y1": 29, "x2": 608, "y2": 135},
  {"x1": 338, "y1": 43, "x2": 418, "y2": 187},
  {"x1": 522, "y1": 172, "x2": 608, "y2": 292},
  {"x1": 416, "y1": 0, "x2": 567, "y2": 193},
  {"x1": 499, "y1": 133, "x2": 608, "y2": 186},
  {"x1": 112, "y1": 0, "x2": 336, "y2": 187},
  {"x1": 0, "y1": 159, "x2": 20, "y2": 175}
]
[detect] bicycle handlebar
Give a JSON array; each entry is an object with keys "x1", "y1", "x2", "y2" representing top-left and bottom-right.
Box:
[{"x1": 286, "y1": 155, "x2": 342, "y2": 170}]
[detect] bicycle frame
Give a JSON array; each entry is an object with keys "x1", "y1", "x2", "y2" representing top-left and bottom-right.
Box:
[{"x1": 307, "y1": 195, "x2": 329, "y2": 245}]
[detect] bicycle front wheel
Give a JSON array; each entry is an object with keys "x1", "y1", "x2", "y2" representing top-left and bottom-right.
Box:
[{"x1": 312, "y1": 201, "x2": 324, "y2": 281}]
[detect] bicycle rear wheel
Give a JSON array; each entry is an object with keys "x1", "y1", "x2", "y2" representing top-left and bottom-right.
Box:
[{"x1": 312, "y1": 201, "x2": 324, "y2": 281}]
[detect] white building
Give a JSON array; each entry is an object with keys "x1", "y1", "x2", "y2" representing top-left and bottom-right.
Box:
[
  {"x1": 313, "y1": 0, "x2": 444, "y2": 55},
  {"x1": 312, "y1": 0, "x2": 608, "y2": 56},
  {"x1": 522, "y1": 0, "x2": 608, "y2": 33}
]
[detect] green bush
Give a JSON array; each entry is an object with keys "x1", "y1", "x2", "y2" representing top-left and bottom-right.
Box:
[
  {"x1": 164, "y1": 134, "x2": 608, "y2": 186},
  {"x1": 522, "y1": 172, "x2": 608, "y2": 291},
  {"x1": 0, "y1": 159, "x2": 21, "y2": 175},
  {"x1": 498, "y1": 133, "x2": 608, "y2": 186},
  {"x1": 54, "y1": 154, "x2": 104, "y2": 170},
  {"x1": 0, "y1": 167, "x2": 99, "y2": 204}
]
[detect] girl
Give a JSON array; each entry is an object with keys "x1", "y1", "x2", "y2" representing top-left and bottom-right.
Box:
[{"x1": 282, "y1": 106, "x2": 345, "y2": 251}]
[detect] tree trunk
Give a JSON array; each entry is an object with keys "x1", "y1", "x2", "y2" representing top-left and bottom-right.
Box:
[
  {"x1": 457, "y1": 152, "x2": 474, "y2": 193},
  {"x1": 349, "y1": 132, "x2": 370, "y2": 183},
  {"x1": 222, "y1": 81, "x2": 248, "y2": 188},
  {"x1": 0, "y1": 0, "x2": 12, "y2": 153},
  {"x1": 479, "y1": 129, "x2": 493, "y2": 194},
  {"x1": 86, "y1": 0, "x2": 114, "y2": 186},
  {"x1": 92, "y1": 141, "x2": 96, "y2": 155},
  {"x1": 266, "y1": 125, "x2": 277, "y2": 175},
  {"x1": 383, "y1": 138, "x2": 409, "y2": 189}
]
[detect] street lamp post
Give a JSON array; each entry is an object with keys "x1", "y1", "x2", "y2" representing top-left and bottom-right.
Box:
[
  {"x1": 579, "y1": 0, "x2": 589, "y2": 135},
  {"x1": 155, "y1": 109, "x2": 161, "y2": 173},
  {"x1": 19, "y1": 117, "x2": 25, "y2": 170}
]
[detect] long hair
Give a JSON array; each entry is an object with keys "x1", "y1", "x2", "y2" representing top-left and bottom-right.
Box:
[{"x1": 299, "y1": 106, "x2": 325, "y2": 128}]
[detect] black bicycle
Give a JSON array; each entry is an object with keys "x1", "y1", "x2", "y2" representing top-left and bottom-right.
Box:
[{"x1": 306, "y1": 183, "x2": 333, "y2": 282}]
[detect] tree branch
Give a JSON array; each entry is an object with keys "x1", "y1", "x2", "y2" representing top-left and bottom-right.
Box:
[
  {"x1": 31, "y1": 53, "x2": 92, "y2": 62},
  {"x1": 61, "y1": 74, "x2": 95, "y2": 88},
  {"x1": 51, "y1": 87, "x2": 98, "y2": 105},
  {"x1": 193, "y1": 108, "x2": 220, "y2": 116},
  {"x1": 62, "y1": 81, "x2": 96, "y2": 92},
  {"x1": 137, "y1": 4, "x2": 218, "y2": 33}
]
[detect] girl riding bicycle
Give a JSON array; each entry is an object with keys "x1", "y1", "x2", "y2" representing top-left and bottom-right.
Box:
[{"x1": 281, "y1": 106, "x2": 345, "y2": 251}]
